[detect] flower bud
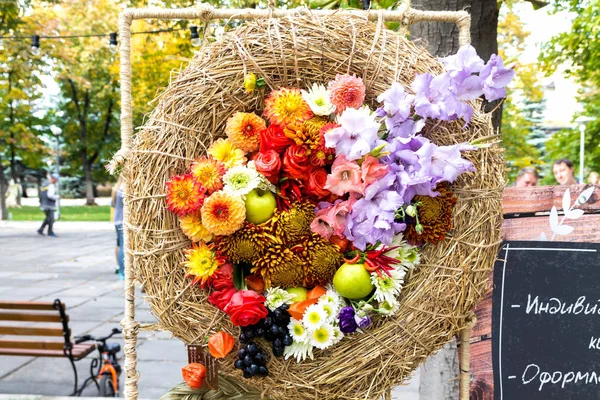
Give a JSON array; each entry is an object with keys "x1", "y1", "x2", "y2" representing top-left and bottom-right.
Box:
[
  {"x1": 405, "y1": 205, "x2": 418, "y2": 217},
  {"x1": 415, "y1": 223, "x2": 423, "y2": 235},
  {"x1": 244, "y1": 73, "x2": 256, "y2": 93}
]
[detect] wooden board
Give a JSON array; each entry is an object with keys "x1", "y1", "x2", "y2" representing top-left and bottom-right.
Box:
[
  {"x1": 0, "y1": 311, "x2": 65, "y2": 323},
  {"x1": 0, "y1": 301, "x2": 63, "y2": 311},
  {"x1": 0, "y1": 326, "x2": 65, "y2": 337},
  {"x1": 503, "y1": 185, "x2": 600, "y2": 215},
  {"x1": 0, "y1": 339, "x2": 64, "y2": 350}
]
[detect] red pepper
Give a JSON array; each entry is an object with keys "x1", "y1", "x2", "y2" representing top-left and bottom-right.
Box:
[
  {"x1": 344, "y1": 252, "x2": 361, "y2": 264},
  {"x1": 364, "y1": 258, "x2": 379, "y2": 272},
  {"x1": 366, "y1": 247, "x2": 385, "y2": 259}
]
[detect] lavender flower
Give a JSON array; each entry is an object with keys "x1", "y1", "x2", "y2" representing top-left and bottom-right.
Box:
[
  {"x1": 385, "y1": 116, "x2": 425, "y2": 142},
  {"x1": 439, "y1": 45, "x2": 484, "y2": 81},
  {"x1": 411, "y1": 73, "x2": 451, "y2": 121},
  {"x1": 479, "y1": 54, "x2": 516, "y2": 102},
  {"x1": 416, "y1": 140, "x2": 476, "y2": 183},
  {"x1": 354, "y1": 313, "x2": 372, "y2": 329},
  {"x1": 376, "y1": 82, "x2": 415, "y2": 121},
  {"x1": 324, "y1": 106, "x2": 380, "y2": 160},
  {"x1": 338, "y1": 306, "x2": 358, "y2": 333}
]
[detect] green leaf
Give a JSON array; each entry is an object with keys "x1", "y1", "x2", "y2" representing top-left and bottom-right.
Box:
[
  {"x1": 523, "y1": 0, "x2": 549, "y2": 10},
  {"x1": 233, "y1": 264, "x2": 246, "y2": 291}
]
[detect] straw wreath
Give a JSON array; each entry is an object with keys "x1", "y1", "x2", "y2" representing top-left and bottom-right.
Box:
[{"x1": 123, "y1": 13, "x2": 503, "y2": 400}]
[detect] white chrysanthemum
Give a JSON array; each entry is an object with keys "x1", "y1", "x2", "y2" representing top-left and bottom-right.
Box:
[
  {"x1": 222, "y1": 165, "x2": 261, "y2": 196},
  {"x1": 385, "y1": 234, "x2": 421, "y2": 269},
  {"x1": 284, "y1": 339, "x2": 314, "y2": 363},
  {"x1": 378, "y1": 298, "x2": 400, "y2": 317},
  {"x1": 288, "y1": 318, "x2": 308, "y2": 342},
  {"x1": 301, "y1": 83, "x2": 336, "y2": 116},
  {"x1": 320, "y1": 302, "x2": 338, "y2": 322},
  {"x1": 265, "y1": 287, "x2": 296, "y2": 311},
  {"x1": 371, "y1": 267, "x2": 406, "y2": 304},
  {"x1": 310, "y1": 323, "x2": 335, "y2": 349},
  {"x1": 303, "y1": 304, "x2": 328, "y2": 331},
  {"x1": 331, "y1": 325, "x2": 344, "y2": 344},
  {"x1": 319, "y1": 287, "x2": 344, "y2": 309}
]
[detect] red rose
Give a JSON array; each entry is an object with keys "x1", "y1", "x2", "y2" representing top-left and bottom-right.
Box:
[
  {"x1": 223, "y1": 290, "x2": 269, "y2": 327},
  {"x1": 208, "y1": 287, "x2": 237, "y2": 311},
  {"x1": 282, "y1": 145, "x2": 311, "y2": 180},
  {"x1": 260, "y1": 124, "x2": 293, "y2": 153},
  {"x1": 211, "y1": 263, "x2": 234, "y2": 291},
  {"x1": 305, "y1": 168, "x2": 330, "y2": 198},
  {"x1": 253, "y1": 150, "x2": 282, "y2": 184}
]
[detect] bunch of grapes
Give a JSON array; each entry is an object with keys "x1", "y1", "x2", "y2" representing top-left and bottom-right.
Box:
[
  {"x1": 238, "y1": 305, "x2": 293, "y2": 358},
  {"x1": 234, "y1": 342, "x2": 269, "y2": 378}
]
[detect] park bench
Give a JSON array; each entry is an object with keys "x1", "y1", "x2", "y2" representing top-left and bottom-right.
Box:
[{"x1": 0, "y1": 299, "x2": 96, "y2": 395}]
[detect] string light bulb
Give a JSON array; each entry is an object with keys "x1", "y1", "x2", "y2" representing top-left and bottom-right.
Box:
[
  {"x1": 109, "y1": 32, "x2": 118, "y2": 54},
  {"x1": 189, "y1": 26, "x2": 201, "y2": 47},
  {"x1": 31, "y1": 35, "x2": 40, "y2": 56}
]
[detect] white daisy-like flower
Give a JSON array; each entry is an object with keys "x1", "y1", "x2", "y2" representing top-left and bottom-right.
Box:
[
  {"x1": 319, "y1": 287, "x2": 344, "y2": 310},
  {"x1": 385, "y1": 234, "x2": 421, "y2": 269},
  {"x1": 331, "y1": 325, "x2": 344, "y2": 344},
  {"x1": 265, "y1": 287, "x2": 296, "y2": 311},
  {"x1": 301, "y1": 83, "x2": 336, "y2": 116},
  {"x1": 288, "y1": 318, "x2": 308, "y2": 342},
  {"x1": 371, "y1": 267, "x2": 406, "y2": 305},
  {"x1": 378, "y1": 298, "x2": 400, "y2": 317},
  {"x1": 284, "y1": 339, "x2": 314, "y2": 363},
  {"x1": 303, "y1": 304, "x2": 327, "y2": 331},
  {"x1": 310, "y1": 323, "x2": 335, "y2": 349},
  {"x1": 222, "y1": 165, "x2": 261, "y2": 196},
  {"x1": 320, "y1": 302, "x2": 337, "y2": 322}
]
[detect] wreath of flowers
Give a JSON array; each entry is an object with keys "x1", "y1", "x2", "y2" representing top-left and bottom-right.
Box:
[{"x1": 166, "y1": 44, "x2": 514, "y2": 379}]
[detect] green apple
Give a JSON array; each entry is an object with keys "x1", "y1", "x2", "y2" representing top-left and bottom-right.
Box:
[
  {"x1": 286, "y1": 287, "x2": 308, "y2": 303},
  {"x1": 333, "y1": 263, "x2": 374, "y2": 300},
  {"x1": 245, "y1": 189, "x2": 277, "y2": 224}
]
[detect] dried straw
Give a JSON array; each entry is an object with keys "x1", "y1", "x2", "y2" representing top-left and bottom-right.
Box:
[{"x1": 123, "y1": 14, "x2": 503, "y2": 400}]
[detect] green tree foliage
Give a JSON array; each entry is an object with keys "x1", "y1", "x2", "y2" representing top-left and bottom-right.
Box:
[{"x1": 540, "y1": 0, "x2": 600, "y2": 183}]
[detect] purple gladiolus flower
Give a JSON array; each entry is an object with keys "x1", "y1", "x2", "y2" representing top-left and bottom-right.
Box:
[
  {"x1": 324, "y1": 106, "x2": 380, "y2": 160},
  {"x1": 376, "y1": 82, "x2": 415, "y2": 121},
  {"x1": 439, "y1": 45, "x2": 484, "y2": 81},
  {"x1": 354, "y1": 314, "x2": 372, "y2": 329},
  {"x1": 411, "y1": 73, "x2": 451, "y2": 120},
  {"x1": 479, "y1": 54, "x2": 516, "y2": 102},
  {"x1": 385, "y1": 116, "x2": 426, "y2": 142},
  {"x1": 416, "y1": 141, "x2": 476, "y2": 183},
  {"x1": 338, "y1": 306, "x2": 358, "y2": 333}
]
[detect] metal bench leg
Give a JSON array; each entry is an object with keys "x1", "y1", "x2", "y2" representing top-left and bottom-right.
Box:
[{"x1": 66, "y1": 350, "x2": 79, "y2": 396}]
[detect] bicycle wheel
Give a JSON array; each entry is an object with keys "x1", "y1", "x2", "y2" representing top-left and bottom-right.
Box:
[{"x1": 99, "y1": 373, "x2": 117, "y2": 397}]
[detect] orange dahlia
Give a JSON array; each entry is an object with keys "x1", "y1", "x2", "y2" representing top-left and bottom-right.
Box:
[
  {"x1": 165, "y1": 174, "x2": 206, "y2": 217},
  {"x1": 225, "y1": 112, "x2": 266, "y2": 153},
  {"x1": 190, "y1": 156, "x2": 226, "y2": 194},
  {"x1": 179, "y1": 211, "x2": 214, "y2": 243},
  {"x1": 404, "y1": 184, "x2": 458, "y2": 246},
  {"x1": 328, "y1": 74, "x2": 366, "y2": 113},
  {"x1": 183, "y1": 241, "x2": 224, "y2": 287},
  {"x1": 201, "y1": 191, "x2": 246, "y2": 236},
  {"x1": 208, "y1": 138, "x2": 247, "y2": 169},
  {"x1": 263, "y1": 88, "x2": 313, "y2": 128}
]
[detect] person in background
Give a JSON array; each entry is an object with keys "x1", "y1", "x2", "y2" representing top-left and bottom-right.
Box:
[
  {"x1": 588, "y1": 172, "x2": 599, "y2": 185},
  {"x1": 37, "y1": 173, "x2": 60, "y2": 237},
  {"x1": 515, "y1": 167, "x2": 539, "y2": 188},
  {"x1": 111, "y1": 176, "x2": 125, "y2": 281},
  {"x1": 552, "y1": 158, "x2": 578, "y2": 186}
]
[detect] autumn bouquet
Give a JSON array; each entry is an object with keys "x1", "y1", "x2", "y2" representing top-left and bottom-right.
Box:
[{"x1": 166, "y1": 44, "x2": 514, "y2": 379}]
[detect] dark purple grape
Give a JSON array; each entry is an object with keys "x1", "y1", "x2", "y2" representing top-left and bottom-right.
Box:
[
  {"x1": 272, "y1": 345, "x2": 284, "y2": 357},
  {"x1": 256, "y1": 327, "x2": 265, "y2": 337},
  {"x1": 283, "y1": 335, "x2": 293, "y2": 346},
  {"x1": 253, "y1": 352, "x2": 266, "y2": 364},
  {"x1": 238, "y1": 348, "x2": 247, "y2": 358},
  {"x1": 263, "y1": 317, "x2": 273, "y2": 327},
  {"x1": 243, "y1": 355, "x2": 253, "y2": 366},
  {"x1": 239, "y1": 333, "x2": 248, "y2": 343},
  {"x1": 273, "y1": 309, "x2": 283, "y2": 321},
  {"x1": 269, "y1": 324, "x2": 279, "y2": 336},
  {"x1": 279, "y1": 304, "x2": 289, "y2": 311},
  {"x1": 277, "y1": 325, "x2": 287, "y2": 336},
  {"x1": 234, "y1": 359, "x2": 244, "y2": 369},
  {"x1": 243, "y1": 368, "x2": 253, "y2": 378},
  {"x1": 250, "y1": 364, "x2": 260, "y2": 376},
  {"x1": 247, "y1": 343, "x2": 258, "y2": 355},
  {"x1": 273, "y1": 338, "x2": 282, "y2": 348},
  {"x1": 245, "y1": 329, "x2": 255, "y2": 339},
  {"x1": 259, "y1": 366, "x2": 269, "y2": 377},
  {"x1": 264, "y1": 330, "x2": 275, "y2": 341}
]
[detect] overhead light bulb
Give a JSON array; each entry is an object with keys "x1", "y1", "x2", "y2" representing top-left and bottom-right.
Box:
[
  {"x1": 189, "y1": 25, "x2": 201, "y2": 47},
  {"x1": 109, "y1": 32, "x2": 118, "y2": 54},
  {"x1": 31, "y1": 35, "x2": 40, "y2": 56}
]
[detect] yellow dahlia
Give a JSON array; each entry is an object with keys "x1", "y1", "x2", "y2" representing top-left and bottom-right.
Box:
[
  {"x1": 225, "y1": 112, "x2": 266, "y2": 153},
  {"x1": 179, "y1": 211, "x2": 214, "y2": 243},
  {"x1": 207, "y1": 138, "x2": 247, "y2": 169},
  {"x1": 201, "y1": 191, "x2": 246, "y2": 236},
  {"x1": 165, "y1": 174, "x2": 206, "y2": 217},
  {"x1": 251, "y1": 243, "x2": 304, "y2": 289},
  {"x1": 263, "y1": 87, "x2": 313, "y2": 128},
  {"x1": 190, "y1": 156, "x2": 225, "y2": 194},
  {"x1": 284, "y1": 116, "x2": 328, "y2": 154},
  {"x1": 404, "y1": 184, "x2": 458, "y2": 246},
  {"x1": 298, "y1": 234, "x2": 344, "y2": 287},
  {"x1": 183, "y1": 242, "x2": 223, "y2": 287}
]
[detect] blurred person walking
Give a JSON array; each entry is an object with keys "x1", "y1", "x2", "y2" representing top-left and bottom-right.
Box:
[
  {"x1": 588, "y1": 172, "x2": 599, "y2": 185},
  {"x1": 37, "y1": 173, "x2": 60, "y2": 237},
  {"x1": 515, "y1": 167, "x2": 539, "y2": 188},
  {"x1": 111, "y1": 176, "x2": 125, "y2": 281},
  {"x1": 552, "y1": 159, "x2": 578, "y2": 186}
]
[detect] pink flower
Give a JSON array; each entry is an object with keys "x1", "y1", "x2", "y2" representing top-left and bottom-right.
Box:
[
  {"x1": 328, "y1": 74, "x2": 366, "y2": 113},
  {"x1": 324, "y1": 155, "x2": 362, "y2": 196},
  {"x1": 310, "y1": 198, "x2": 356, "y2": 239},
  {"x1": 361, "y1": 155, "x2": 389, "y2": 186}
]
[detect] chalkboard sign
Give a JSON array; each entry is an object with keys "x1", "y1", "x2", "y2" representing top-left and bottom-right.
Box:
[{"x1": 492, "y1": 240, "x2": 600, "y2": 399}]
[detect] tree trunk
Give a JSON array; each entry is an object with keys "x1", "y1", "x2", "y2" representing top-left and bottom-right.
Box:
[
  {"x1": 7, "y1": 70, "x2": 20, "y2": 206},
  {"x1": 0, "y1": 160, "x2": 8, "y2": 220},
  {"x1": 409, "y1": 1, "x2": 499, "y2": 399}
]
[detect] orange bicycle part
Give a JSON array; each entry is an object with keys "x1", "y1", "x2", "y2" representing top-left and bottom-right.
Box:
[{"x1": 99, "y1": 361, "x2": 119, "y2": 394}]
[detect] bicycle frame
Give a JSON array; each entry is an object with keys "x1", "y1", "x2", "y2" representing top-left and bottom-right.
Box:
[{"x1": 98, "y1": 352, "x2": 119, "y2": 394}]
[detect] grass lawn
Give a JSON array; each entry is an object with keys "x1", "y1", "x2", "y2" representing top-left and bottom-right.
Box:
[{"x1": 8, "y1": 206, "x2": 111, "y2": 222}]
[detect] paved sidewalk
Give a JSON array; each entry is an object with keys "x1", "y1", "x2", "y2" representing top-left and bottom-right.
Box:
[{"x1": 0, "y1": 221, "x2": 419, "y2": 399}]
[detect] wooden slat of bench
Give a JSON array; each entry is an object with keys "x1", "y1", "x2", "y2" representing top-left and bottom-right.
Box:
[
  {"x1": 0, "y1": 301, "x2": 64, "y2": 311},
  {"x1": 0, "y1": 311, "x2": 65, "y2": 323},
  {"x1": 0, "y1": 339, "x2": 64, "y2": 350},
  {"x1": 0, "y1": 344, "x2": 95, "y2": 359},
  {"x1": 0, "y1": 326, "x2": 66, "y2": 337}
]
